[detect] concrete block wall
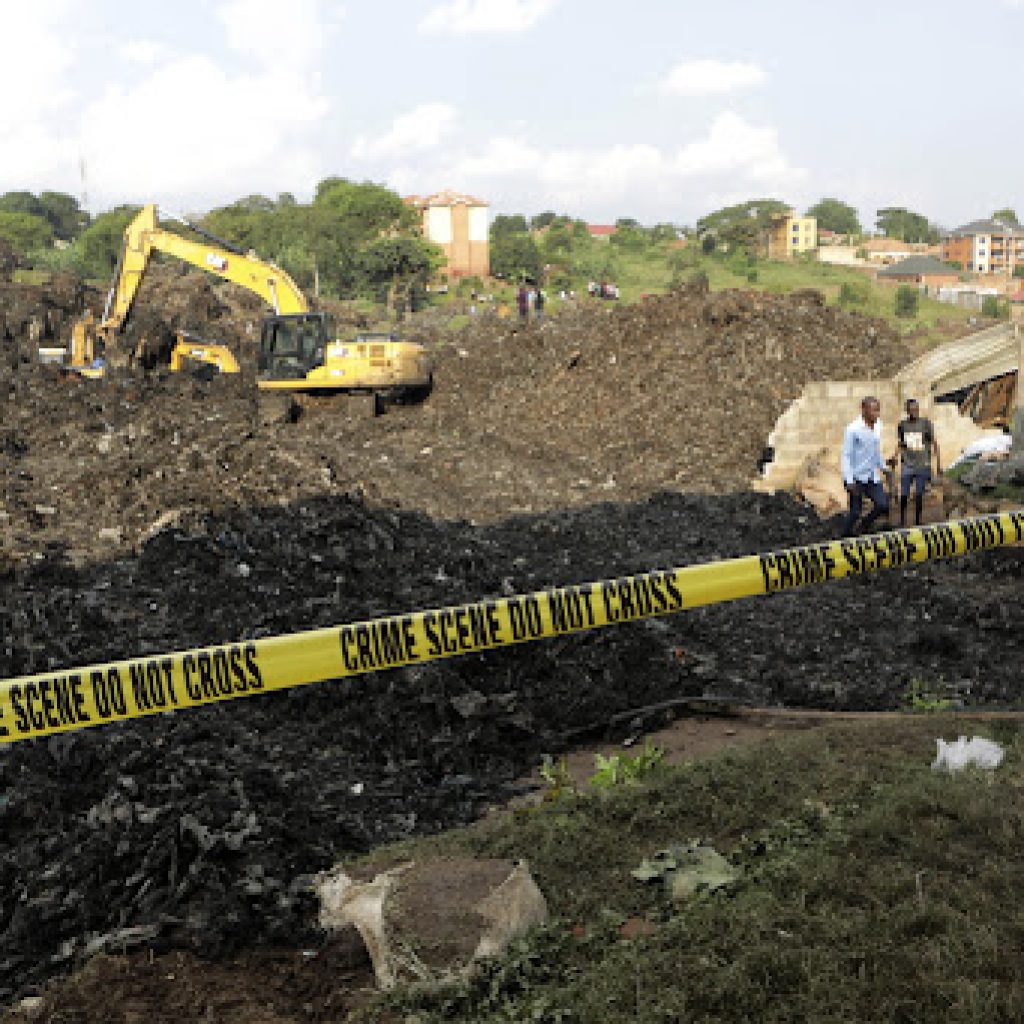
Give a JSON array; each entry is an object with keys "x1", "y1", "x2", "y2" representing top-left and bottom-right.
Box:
[{"x1": 758, "y1": 381, "x2": 997, "y2": 493}]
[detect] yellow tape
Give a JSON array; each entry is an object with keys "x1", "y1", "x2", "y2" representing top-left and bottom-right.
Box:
[{"x1": 1, "y1": 511, "x2": 1021, "y2": 745}]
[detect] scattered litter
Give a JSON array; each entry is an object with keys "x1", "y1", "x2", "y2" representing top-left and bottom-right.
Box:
[{"x1": 932, "y1": 736, "x2": 1005, "y2": 772}]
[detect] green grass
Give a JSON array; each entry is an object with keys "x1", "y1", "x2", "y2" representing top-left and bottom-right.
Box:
[{"x1": 358, "y1": 717, "x2": 1024, "y2": 1023}]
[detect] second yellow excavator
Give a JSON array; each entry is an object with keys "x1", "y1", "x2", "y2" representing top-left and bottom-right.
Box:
[{"x1": 69, "y1": 204, "x2": 433, "y2": 399}]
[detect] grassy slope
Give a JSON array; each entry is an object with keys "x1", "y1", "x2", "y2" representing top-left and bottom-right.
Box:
[
  {"x1": 363, "y1": 717, "x2": 1024, "y2": 1023},
  {"x1": 428, "y1": 243, "x2": 980, "y2": 350}
]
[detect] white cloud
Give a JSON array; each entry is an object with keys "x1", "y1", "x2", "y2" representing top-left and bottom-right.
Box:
[
  {"x1": 0, "y1": 1, "x2": 78, "y2": 190},
  {"x1": 419, "y1": 0, "x2": 556, "y2": 34},
  {"x1": 674, "y1": 111, "x2": 793, "y2": 180},
  {"x1": 119, "y1": 40, "x2": 168, "y2": 66},
  {"x1": 217, "y1": 0, "x2": 344, "y2": 68},
  {"x1": 352, "y1": 103, "x2": 457, "y2": 160},
  {"x1": 660, "y1": 59, "x2": 767, "y2": 97},
  {"x1": 412, "y1": 112, "x2": 802, "y2": 214},
  {"x1": 78, "y1": 52, "x2": 329, "y2": 204}
]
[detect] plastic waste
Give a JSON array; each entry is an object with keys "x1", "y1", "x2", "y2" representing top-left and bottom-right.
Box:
[{"x1": 932, "y1": 735, "x2": 1004, "y2": 772}]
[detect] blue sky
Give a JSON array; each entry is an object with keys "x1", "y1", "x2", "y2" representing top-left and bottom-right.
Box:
[{"x1": 2, "y1": 0, "x2": 1021, "y2": 229}]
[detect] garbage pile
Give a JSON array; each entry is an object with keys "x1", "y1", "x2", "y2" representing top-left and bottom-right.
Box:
[
  {"x1": 1, "y1": 487, "x2": 1023, "y2": 1000},
  {"x1": 1, "y1": 284, "x2": 912, "y2": 567}
]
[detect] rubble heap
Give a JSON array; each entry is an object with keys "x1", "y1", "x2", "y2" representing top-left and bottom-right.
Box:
[
  {"x1": 1, "y1": 284, "x2": 911, "y2": 566},
  {"x1": 1, "y1": 488, "x2": 1023, "y2": 1000}
]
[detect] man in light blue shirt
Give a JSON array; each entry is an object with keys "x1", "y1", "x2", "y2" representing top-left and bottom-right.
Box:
[{"x1": 840, "y1": 396, "x2": 889, "y2": 536}]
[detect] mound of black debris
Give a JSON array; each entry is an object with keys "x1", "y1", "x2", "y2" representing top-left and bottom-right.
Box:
[{"x1": 1, "y1": 490, "x2": 1022, "y2": 999}]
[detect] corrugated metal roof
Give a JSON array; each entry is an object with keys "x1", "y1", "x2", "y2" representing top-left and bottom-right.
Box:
[
  {"x1": 877, "y1": 256, "x2": 960, "y2": 277},
  {"x1": 947, "y1": 218, "x2": 1024, "y2": 238}
]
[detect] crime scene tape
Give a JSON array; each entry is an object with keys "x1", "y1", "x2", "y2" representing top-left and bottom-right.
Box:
[{"x1": 1, "y1": 510, "x2": 1021, "y2": 745}]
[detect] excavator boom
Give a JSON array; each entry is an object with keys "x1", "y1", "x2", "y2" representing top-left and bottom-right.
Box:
[{"x1": 105, "y1": 204, "x2": 308, "y2": 331}]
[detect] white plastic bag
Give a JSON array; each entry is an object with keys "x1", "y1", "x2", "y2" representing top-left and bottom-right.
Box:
[{"x1": 932, "y1": 736, "x2": 1005, "y2": 772}]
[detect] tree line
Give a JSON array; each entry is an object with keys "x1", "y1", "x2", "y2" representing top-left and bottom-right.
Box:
[
  {"x1": 1, "y1": 181, "x2": 1018, "y2": 295},
  {"x1": 0, "y1": 181, "x2": 441, "y2": 309}
]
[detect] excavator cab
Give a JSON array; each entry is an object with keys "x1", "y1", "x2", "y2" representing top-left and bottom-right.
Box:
[
  {"x1": 258, "y1": 312, "x2": 334, "y2": 381},
  {"x1": 257, "y1": 313, "x2": 433, "y2": 397}
]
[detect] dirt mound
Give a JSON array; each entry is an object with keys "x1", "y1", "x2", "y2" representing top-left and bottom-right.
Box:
[
  {"x1": 0, "y1": 275, "x2": 98, "y2": 370},
  {"x1": 1, "y1": 287, "x2": 912, "y2": 567},
  {"x1": 1, "y1": 487, "x2": 1023, "y2": 1001},
  {"x1": 417, "y1": 288, "x2": 908, "y2": 500}
]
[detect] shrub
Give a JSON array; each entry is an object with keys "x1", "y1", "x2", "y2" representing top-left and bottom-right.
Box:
[
  {"x1": 839, "y1": 280, "x2": 870, "y2": 307},
  {"x1": 895, "y1": 285, "x2": 920, "y2": 318}
]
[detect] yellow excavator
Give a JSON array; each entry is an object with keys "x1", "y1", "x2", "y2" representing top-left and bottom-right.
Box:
[{"x1": 68, "y1": 204, "x2": 433, "y2": 398}]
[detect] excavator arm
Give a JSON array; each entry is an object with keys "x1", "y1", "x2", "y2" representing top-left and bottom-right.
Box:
[{"x1": 103, "y1": 204, "x2": 308, "y2": 330}]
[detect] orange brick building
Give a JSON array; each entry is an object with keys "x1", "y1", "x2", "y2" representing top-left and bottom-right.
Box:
[
  {"x1": 405, "y1": 190, "x2": 489, "y2": 279},
  {"x1": 942, "y1": 218, "x2": 1024, "y2": 277}
]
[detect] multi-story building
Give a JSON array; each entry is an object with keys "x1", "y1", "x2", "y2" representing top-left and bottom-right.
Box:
[
  {"x1": 942, "y1": 218, "x2": 1024, "y2": 277},
  {"x1": 766, "y1": 211, "x2": 817, "y2": 259},
  {"x1": 405, "y1": 190, "x2": 489, "y2": 278}
]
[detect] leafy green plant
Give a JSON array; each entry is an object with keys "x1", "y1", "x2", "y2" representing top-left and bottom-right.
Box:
[
  {"x1": 838, "y1": 280, "x2": 869, "y2": 307},
  {"x1": 590, "y1": 742, "x2": 666, "y2": 789},
  {"x1": 903, "y1": 678, "x2": 956, "y2": 712},
  {"x1": 539, "y1": 755, "x2": 577, "y2": 802}
]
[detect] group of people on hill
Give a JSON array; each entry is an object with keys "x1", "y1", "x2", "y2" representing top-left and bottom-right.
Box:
[
  {"x1": 587, "y1": 280, "x2": 620, "y2": 300},
  {"x1": 516, "y1": 284, "x2": 546, "y2": 322}
]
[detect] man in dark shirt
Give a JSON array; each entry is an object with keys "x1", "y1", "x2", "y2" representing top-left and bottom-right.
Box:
[{"x1": 896, "y1": 399, "x2": 941, "y2": 527}]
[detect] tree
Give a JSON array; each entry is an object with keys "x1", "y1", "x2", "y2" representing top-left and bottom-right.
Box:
[
  {"x1": 539, "y1": 221, "x2": 574, "y2": 263},
  {"x1": 806, "y1": 197, "x2": 861, "y2": 236},
  {"x1": 610, "y1": 220, "x2": 650, "y2": 251},
  {"x1": 696, "y1": 198, "x2": 790, "y2": 253},
  {"x1": 37, "y1": 191, "x2": 89, "y2": 240},
  {"x1": 650, "y1": 223, "x2": 680, "y2": 242},
  {"x1": 875, "y1": 207, "x2": 938, "y2": 243},
  {"x1": 0, "y1": 191, "x2": 43, "y2": 219},
  {"x1": 993, "y1": 208, "x2": 1019, "y2": 227},
  {"x1": 490, "y1": 233, "x2": 542, "y2": 281},
  {"x1": 356, "y1": 237, "x2": 441, "y2": 316},
  {"x1": 530, "y1": 211, "x2": 557, "y2": 230},
  {"x1": 0, "y1": 211, "x2": 53, "y2": 255},
  {"x1": 313, "y1": 178, "x2": 416, "y2": 239},
  {"x1": 491, "y1": 214, "x2": 529, "y2": 241},
  {"x1": 76, "y1": 206, "x2": 140, "y2": 278},
  {"x1": 894, "y1": 285, "x2": 919, "y2": 318}
]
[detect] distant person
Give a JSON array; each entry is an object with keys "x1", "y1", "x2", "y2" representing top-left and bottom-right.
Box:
[
  {"x1": 896, "y1": 398, "x2": 941, "y2": 527},
  {"x1": 840, "y1": 396, "x2": 890, "y2": 536},
  {"x1": 534, "y1": 286, "x2": 545, "y2": 320},
  {"x1": 517, "y1": 285, "x2": 529, "y2": 322}
]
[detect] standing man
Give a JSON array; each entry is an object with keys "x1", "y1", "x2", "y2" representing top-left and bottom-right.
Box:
[
  {"x1": 896, "y1": 398, "x2": 941, "y2": 527},
  {"x1": 516, "y1": 284, "x2": 529, "y2": 323},
  {"x1": 840, "y1": 396, "x2": 889, "y2": 536}
]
